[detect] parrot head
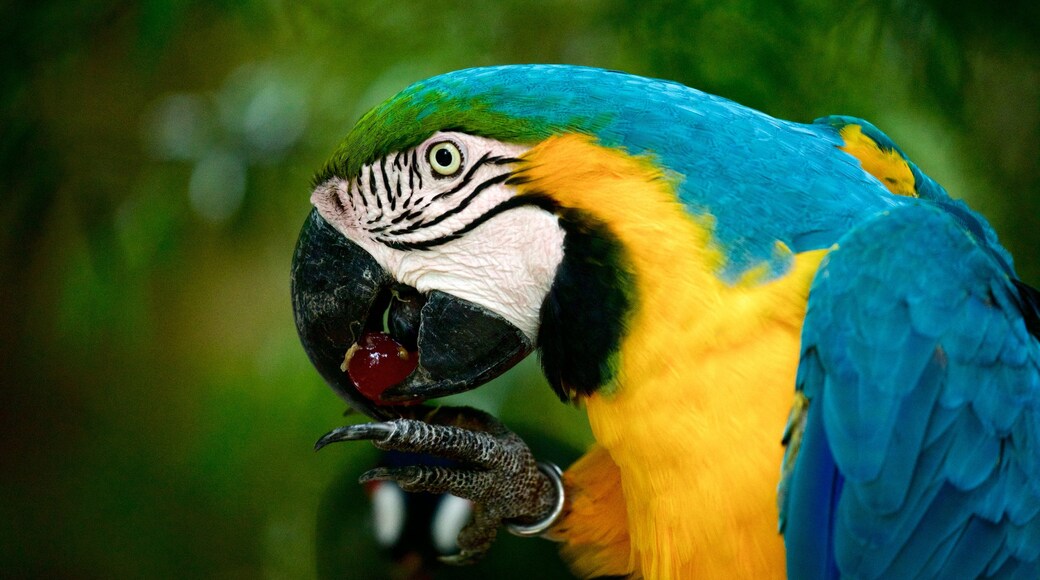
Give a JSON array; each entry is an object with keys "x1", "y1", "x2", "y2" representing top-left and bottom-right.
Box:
[
  {"x1": 291, "y1": 66, "x2": 650, "y2": 418},
  {"x1": 290, "y1": 133, "x2": 561, "y2": 417}
]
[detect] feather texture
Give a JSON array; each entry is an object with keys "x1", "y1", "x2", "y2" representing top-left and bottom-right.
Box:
[{"x1": 786, "y1": 203, "x2": 1040, "y2": 579}]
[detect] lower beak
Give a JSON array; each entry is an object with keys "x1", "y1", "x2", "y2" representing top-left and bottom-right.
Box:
[{"x1": 291, "y1": 209, "x2": 532, "y2": 418}]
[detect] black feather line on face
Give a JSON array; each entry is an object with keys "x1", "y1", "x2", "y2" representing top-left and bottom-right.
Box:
[
  {"x1": 383, "y1": 172, "x2": 511, "y2": 239},
  {"x1": 344, "y1": 182, "x2": 357, "y2": 213},
  {"x1": 344, "y1": 145, "x2": 529, "y2": 240},
  {"x1": 368, "y1": 167, "x2": 381, "y2": 209},
  {"x1": 424, "y1": 152, "x2": 492, "y2": 206},
  {"x1": 378, "y1": 194, "x2": 556, "y2": 251},
  {"x1": 380, "y1": 158, "x2": 395, "y2": 211},
  {"x1": 411, "y1": 150, "x2": 423, "y2": 190},
  {"x1": 356, "y1": 176, "x2": 368, "y2": 208},
  {"x1": 488, "y1": 156, "x2": 524, "y2": 166}
]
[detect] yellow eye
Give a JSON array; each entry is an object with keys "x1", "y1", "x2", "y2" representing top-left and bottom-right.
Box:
[{"x1": 427, "y1": 141, "x2": 463, "y2": 176}]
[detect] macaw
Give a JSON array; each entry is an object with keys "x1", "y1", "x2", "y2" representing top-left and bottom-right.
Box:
[{"x1": 291, "y1": 65, "x2": 1040, "y2": 579}]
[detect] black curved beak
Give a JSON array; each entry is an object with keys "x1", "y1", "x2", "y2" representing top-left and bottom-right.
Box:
[{"x1": 291, "y1": 209, "x2": 532, "y2": 418}]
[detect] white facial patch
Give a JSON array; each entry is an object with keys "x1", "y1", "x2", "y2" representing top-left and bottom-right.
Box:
[{"x1": 311, "y1": 132, "x2": 566, "y2": 341}]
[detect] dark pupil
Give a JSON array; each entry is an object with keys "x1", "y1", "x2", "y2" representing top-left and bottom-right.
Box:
[{"x1": 434, "y1": 147, "x2": 454, "y2": 167}]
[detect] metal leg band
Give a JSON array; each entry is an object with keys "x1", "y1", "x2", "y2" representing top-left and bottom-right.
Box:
[{"x1": 506, "y1": 462, "x2": 566, "y2": 538}]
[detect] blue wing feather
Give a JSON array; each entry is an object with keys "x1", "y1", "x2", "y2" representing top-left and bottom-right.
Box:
[
  {"x1": 784, "y1": 374, "x2": 843, "y2": 580},
  {"x1": 785, "y1": 202, "x2": 1040, "y2": 578}
]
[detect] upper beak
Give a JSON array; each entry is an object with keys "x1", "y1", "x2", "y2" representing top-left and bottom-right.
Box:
[{"x1": 290, "y1": 209, "x2": 533, "y2": 418}]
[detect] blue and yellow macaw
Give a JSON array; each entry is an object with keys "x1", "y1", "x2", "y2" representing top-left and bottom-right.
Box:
[{"x1": 291, "y1": 65, "x2": 1040, "y2": 578}]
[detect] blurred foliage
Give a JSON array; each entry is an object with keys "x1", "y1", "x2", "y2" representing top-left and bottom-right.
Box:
[{"x1": 0, "y1": 1, "x2": 1036, "y2": 578}]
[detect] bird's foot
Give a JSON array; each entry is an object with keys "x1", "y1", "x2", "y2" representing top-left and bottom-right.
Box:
[{"x1": 315, "y1": 406, "x2": 565, "y2": 564}]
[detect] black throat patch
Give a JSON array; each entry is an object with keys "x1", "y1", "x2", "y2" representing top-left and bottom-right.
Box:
[{"x1": 536, "y1": 200, "x2": 635, "y2": 401}]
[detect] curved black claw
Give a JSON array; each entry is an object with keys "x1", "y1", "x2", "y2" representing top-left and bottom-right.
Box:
[
  {"x1": 315, "y1": 407, "x2": 563, "y2": 563},
  {"x1": 314, "y1": 423, "x2": 397, "y2": 450}
]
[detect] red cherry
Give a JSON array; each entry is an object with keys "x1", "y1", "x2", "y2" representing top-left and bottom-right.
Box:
[{"x1": 342, "y1": 332, "x2": 419, "y2": 405}]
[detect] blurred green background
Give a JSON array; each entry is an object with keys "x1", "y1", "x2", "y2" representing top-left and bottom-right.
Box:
[{"x1": 2, "y1": 1, "x2": 1037, "y2": 578}]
